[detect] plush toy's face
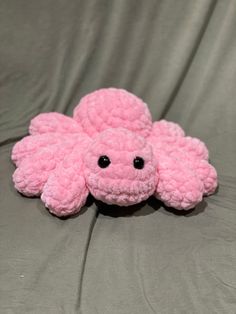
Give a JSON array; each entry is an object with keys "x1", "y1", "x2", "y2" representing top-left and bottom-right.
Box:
[{"x1": 83, "y1": 128, "x2": 157, "y2": 206}]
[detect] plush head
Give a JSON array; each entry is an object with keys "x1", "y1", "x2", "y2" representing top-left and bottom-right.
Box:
[
  {"x1": 73, "y1": 88, "x2": 153, "y2": 138},
  {"x1": 11, "y1": 88, "x2": 218, "y2": 217},
  {"x1": 83, "y1": 128, "x2": 157, "y2": 206}
]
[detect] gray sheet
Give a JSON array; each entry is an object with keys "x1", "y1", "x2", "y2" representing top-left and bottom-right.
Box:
[{"x1": 0, "y1": 0, "x2": 236, "y2": 313}]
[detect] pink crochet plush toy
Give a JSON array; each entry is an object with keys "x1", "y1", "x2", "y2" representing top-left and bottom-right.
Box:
[{"x1": 12, "y1": 88, "x2": 217, "y2": 217}]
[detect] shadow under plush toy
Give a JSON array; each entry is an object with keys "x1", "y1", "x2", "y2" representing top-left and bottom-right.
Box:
[{"x1": 12, "y1": 88, "x2": 217, "y2": 217}]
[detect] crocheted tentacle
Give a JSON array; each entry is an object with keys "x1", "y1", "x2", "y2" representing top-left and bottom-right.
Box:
[
  {"x1": 41, "y1": 148, "x2": 89, "y2": 216},
  {"x1": 151, "y1": 120, "x2": 185, "y2": 138},
  {"x1": 155, "y1": 154, "x2": 204, "y2": 210},
  {"x1": 12, "y1": 133, "x2": 90, "y2": 197},
  {"x1": 29, "y1": 112, "x2": 82, "y2": 135}
]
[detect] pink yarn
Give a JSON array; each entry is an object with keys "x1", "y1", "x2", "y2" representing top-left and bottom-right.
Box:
[{"x1": 12, "y1": 88, "x2": 217, "y2": 217}]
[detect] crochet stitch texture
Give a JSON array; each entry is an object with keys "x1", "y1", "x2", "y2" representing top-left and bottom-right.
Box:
[{"x1": 12, "y1": 88, "x2": 217, "y2": 216}]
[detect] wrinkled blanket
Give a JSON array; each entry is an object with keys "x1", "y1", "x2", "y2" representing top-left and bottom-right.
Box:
[{"x1": 0, "y1": 1, "x2": 236, "y2": 313}]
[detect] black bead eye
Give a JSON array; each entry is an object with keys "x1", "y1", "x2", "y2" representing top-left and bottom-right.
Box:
[
  {"x1": 98, "y1": 155, "x2": 111, "y2": 168},
  {"x1": 133, "y1": 156, "x2": 145, "y2": 169}
]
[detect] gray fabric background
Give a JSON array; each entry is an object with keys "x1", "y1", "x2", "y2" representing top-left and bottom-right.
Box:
[{"x1": 1, "y1": 0, "x2": 236, "y2": 313}]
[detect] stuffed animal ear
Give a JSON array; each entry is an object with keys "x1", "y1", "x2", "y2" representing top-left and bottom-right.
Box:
[{"x1": 29, "y1": 112, "x2": 82, "y2": 135}]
